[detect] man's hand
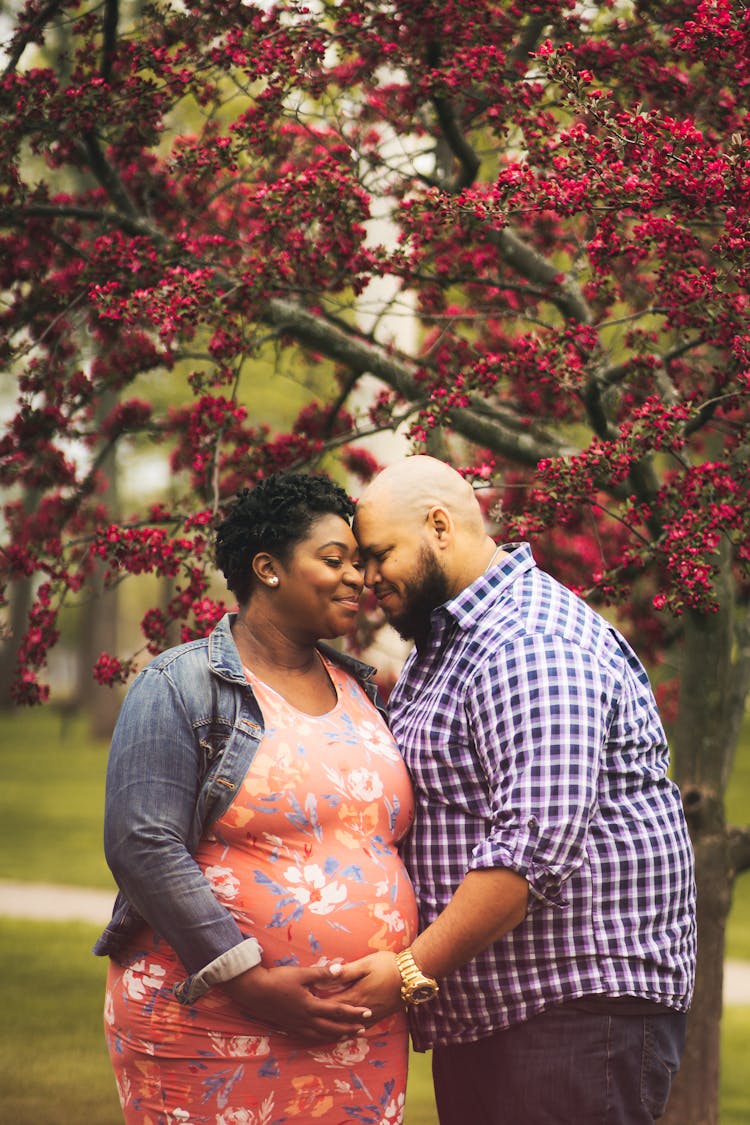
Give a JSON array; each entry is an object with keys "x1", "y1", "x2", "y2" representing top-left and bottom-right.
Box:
[
  {"x1": 327, "y1": 951, "x2": 403, "y2": 1022},
  {"x1": 221, "y1": 963, "x2": 373, "y2": 1043}
]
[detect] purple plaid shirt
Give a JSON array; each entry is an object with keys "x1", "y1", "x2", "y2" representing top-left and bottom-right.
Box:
[{"x1": 390, "y1": 543, "x2": 696, "y2": 1050}]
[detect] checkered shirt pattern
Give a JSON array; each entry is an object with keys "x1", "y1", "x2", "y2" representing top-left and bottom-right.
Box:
[{"x1": 390, "y1": 543, "x2": 696, "y2": 1050}]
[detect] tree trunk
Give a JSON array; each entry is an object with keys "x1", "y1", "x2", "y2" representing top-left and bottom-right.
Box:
[
  {"x1": 663, "y1": 551, "x2": 739, "y2": 1125},
  {"x1": 0, "y1": 574, "x2": 33, "y2": 710},
  {"x1": 77, "y1": 563, "x2": 122, "y2": 740},
  {"x1": 665, "y1": 802, "x2": 732, "y2": 1125},
  {"x1": 77, "y1": 389, "x2": 121, "y2": 740}
]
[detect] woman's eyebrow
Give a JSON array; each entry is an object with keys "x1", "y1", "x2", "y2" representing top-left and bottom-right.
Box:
[{"x1": 318, "y1": 540, "x2": 351, "y2": 551}]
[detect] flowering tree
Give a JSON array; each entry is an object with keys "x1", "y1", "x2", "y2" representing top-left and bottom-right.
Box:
[{"x1": 2, "y1": 1, "x2": 749, "y2": 1118}]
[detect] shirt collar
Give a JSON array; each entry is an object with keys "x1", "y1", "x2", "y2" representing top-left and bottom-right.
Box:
[{"x1": 436, "y1": 542, "x2": 536, "y2": 632}]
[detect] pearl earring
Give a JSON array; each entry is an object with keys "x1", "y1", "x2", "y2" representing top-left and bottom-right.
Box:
[{"x1": 268, "y1": 577, "x2": 279, "y2": 586}]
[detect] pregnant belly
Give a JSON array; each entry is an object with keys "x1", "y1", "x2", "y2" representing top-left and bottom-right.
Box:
[{"x1": 201, "y1": 848, "x2": 418, "y2": 968}]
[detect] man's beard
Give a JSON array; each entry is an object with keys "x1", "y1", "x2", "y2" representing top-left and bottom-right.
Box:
[{"x1": 387, "y1": 546, "x2": 452, "y2": 645}]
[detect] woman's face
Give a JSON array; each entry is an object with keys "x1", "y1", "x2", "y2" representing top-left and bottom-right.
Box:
[{"x1": 275, "y1": 513, "x2": 364, "y2": 640}]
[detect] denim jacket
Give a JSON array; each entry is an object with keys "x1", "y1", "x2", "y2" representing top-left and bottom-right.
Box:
[{"x1": 93, "y1": 612, "x2": 385, "y2": 1003}]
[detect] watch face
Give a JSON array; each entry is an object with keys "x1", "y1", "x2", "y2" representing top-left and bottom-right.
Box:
[{"x1": 410, "y1": 985, "x2": 437, "y2": 1003}]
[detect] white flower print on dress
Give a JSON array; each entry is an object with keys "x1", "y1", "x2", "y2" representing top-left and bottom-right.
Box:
[
  {"x1": 283, "y1": 862, "x2": 347, "y2": 914},
  {"x1": 114, "y1": 1069, "x2": 132, "y2": 1108},
  {"x1": 310, "y1": 1034, "x2": 369, "y2": 1068},
  {"x1": 347, "y1": 768, "x2": 384, "y2": 802},
  {"x1": 103, "y1": 989, "x2": 115, "y2": 1027},
  {"x1": 382, "y1": 1091, "x2": 406, "y2": 1123},
  {"x1": 216, "y1": 1097, "x2": 274, "y2": 1125},
  {"x1": 122, "y1": 958, "x2": 166, "y2": 1001},
  {"x1": 356, "y1": 719, "x2": 402, "y2": 761},
  {"x1": 372, "y1": 902, "x2": 407, "y2": 935},
  {"x1": 205, "y1": 865, "x2": 240, "y2": 902},
  {"x1": 207, "y1": 1033, "x2": 271, "y2": 1058},
  {"x1": 322, "y1": 763, "x2": 384, "y2": 802}
]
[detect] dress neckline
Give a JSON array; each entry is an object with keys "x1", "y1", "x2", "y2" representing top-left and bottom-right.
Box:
[{"x1": 242, "y1": 652, "x2": 342, "y2": 718}]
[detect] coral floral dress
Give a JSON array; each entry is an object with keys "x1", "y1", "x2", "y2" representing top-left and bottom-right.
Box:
[{"x1": 104, "y1": 655, "x2": 417, "y2": 1125}]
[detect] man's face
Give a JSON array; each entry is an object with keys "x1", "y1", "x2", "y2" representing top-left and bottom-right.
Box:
[{"x1": 354, "y1": 506, "x2": 451, "y2": 641}]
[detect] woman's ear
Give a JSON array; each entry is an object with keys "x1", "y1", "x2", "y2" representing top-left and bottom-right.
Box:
[{"x1": 252, "y1": 552, "x2": 280, "y2": 588}]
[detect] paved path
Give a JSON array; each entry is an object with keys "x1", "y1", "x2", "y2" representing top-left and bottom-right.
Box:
[{"x1": 2, "y1": 880, "x2": 750, "y2": 1005}]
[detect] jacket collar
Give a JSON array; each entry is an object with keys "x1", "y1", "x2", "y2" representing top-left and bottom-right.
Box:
[{"x1": 208, "y1": 612, "x2": 378, "y2": 685}]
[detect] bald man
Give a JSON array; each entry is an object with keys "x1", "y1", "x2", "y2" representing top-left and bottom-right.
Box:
[{"x1": 335, "y1": 456, "x2": 696, "y2": 1125}]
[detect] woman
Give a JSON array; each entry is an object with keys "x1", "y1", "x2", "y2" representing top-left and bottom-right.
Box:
[{"x1": 95, "y1": 471, "x2": 417, "y2": 1125}]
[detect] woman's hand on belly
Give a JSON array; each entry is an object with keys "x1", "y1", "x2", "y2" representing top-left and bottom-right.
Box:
[
  {"x1": 330, "y1": 951, "x2": 403, "y2": 1023},
  {"x1": 220, "y1": 963, "x2": 373, "y2": 1044}
]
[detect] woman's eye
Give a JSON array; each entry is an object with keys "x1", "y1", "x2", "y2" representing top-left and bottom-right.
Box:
[{"x1": 323, "y1": 557, "x2": 343, "y2": 568}]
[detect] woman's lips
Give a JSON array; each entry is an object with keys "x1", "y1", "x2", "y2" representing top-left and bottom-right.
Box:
[{"x1": 336, "y1": 597, "x2": 361, "y2": 611}]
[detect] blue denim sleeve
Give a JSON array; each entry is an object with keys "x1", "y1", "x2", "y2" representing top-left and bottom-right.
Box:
[{"x1": 103, "y1": 664, "x2": 257, "y2": 976}]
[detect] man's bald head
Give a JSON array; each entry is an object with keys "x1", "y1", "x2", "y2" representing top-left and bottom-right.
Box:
[
  {"x1": 357, "y1": 455, "x2": 485, "y2": 537},
  {"x1": 354, "y1": 458, "x2": 502, "y2": 639}
]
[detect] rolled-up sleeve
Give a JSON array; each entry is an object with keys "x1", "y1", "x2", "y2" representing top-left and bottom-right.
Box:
[{"x1": 465, "y1": 634, "x2": 613, "y2": 909}]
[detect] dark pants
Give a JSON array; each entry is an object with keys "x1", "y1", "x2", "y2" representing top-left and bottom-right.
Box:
[{"x1": 431, "y1": 1004, "x2": 687, "y2": 1125}]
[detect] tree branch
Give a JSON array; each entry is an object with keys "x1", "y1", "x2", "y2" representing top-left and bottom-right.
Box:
[
  {"x1": 485, "y1": 225, "x2": 594, "y2": 325},
  {"x1": 2, "y1": 0, "x2": 65, "y2": 76},
  {"x1": 509, "y1": 16, "x2": 552, "y2": 67},
  {"x1": 264, "y1": 297, "x2": 571, "y2": 465},
  {"x1": 81, "y1": 131, "x2": 137, "y2": 218},
  {"x1": 101, "y1": 0, "x2": 119, "y2": 84},
  {"x1": 431, "y1": 94, "x2": 480, "y2": 191},
  {"x1": 728, "y1": 824, "x2": 750, "y2": 878}
]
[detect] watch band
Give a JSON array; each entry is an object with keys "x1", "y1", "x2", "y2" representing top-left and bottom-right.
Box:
[{"x1": 395, "y1": 948, "x2": 439, "y2": 1005}]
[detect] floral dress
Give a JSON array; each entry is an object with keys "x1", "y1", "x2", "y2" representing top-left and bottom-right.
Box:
[{"x1": 104, "y1": 656, "x2": 417, "y2": 1125}]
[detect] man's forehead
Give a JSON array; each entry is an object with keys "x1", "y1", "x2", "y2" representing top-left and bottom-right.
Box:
[
  {"x1": 354, "y1": 501, "x2": 402, "y2": 546},
  {"x1": 353, "y1": 505, "x2": 381, "y2": 542}
]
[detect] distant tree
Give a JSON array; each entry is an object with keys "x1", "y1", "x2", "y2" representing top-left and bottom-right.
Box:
[{"x1": 1, "y1": 3, "x2": 749, "y2": 1119}]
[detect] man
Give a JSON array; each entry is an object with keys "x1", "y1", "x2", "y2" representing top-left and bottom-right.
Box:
[{"x1": 335, "y1": 455, "x2": 696, "y2": 1125}]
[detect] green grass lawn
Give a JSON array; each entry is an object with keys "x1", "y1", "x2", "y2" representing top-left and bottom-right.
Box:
[
  {"x1": 0, "y1": 704, "x2": 748, "y2": 1123},
  {"x1": 0, "y1": 708, "x2": 115, "y2": 890}
]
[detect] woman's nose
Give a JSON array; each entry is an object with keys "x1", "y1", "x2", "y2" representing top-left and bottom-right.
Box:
[{"x1": 344, "y1": 563, "x2": 365, "y2": 591}]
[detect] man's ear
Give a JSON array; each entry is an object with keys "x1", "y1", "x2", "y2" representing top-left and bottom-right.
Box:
[{"x1": 427, "y1": 506, "x2": 453, "y2": 549}]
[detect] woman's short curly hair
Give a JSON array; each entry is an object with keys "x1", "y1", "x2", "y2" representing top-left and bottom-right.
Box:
[{"x1": 215, "y1": 471, "x2": 355, "y2": 605}]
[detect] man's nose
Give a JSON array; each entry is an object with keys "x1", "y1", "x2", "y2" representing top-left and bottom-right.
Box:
[{"x1": 363, "y1": 559, "x2": 379, "y2": 588}]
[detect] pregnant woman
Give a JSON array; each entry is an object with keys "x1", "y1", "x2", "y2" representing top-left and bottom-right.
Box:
[{"x1": 95, "y1": 472, "x2": 417, "y2": 1125}]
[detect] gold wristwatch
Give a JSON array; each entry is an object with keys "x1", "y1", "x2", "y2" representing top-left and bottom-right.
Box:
[{"x1": 395, "y1": 949, "x2": 439, "y2": 1006}]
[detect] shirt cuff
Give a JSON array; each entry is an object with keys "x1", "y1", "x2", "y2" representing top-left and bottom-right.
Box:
[
  {"x1": 173, "y1": 937, "x2": 263, "y2": 1005},
  {"x1": 468, "y1": 833, "x2": 569, "y2": 910}
]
